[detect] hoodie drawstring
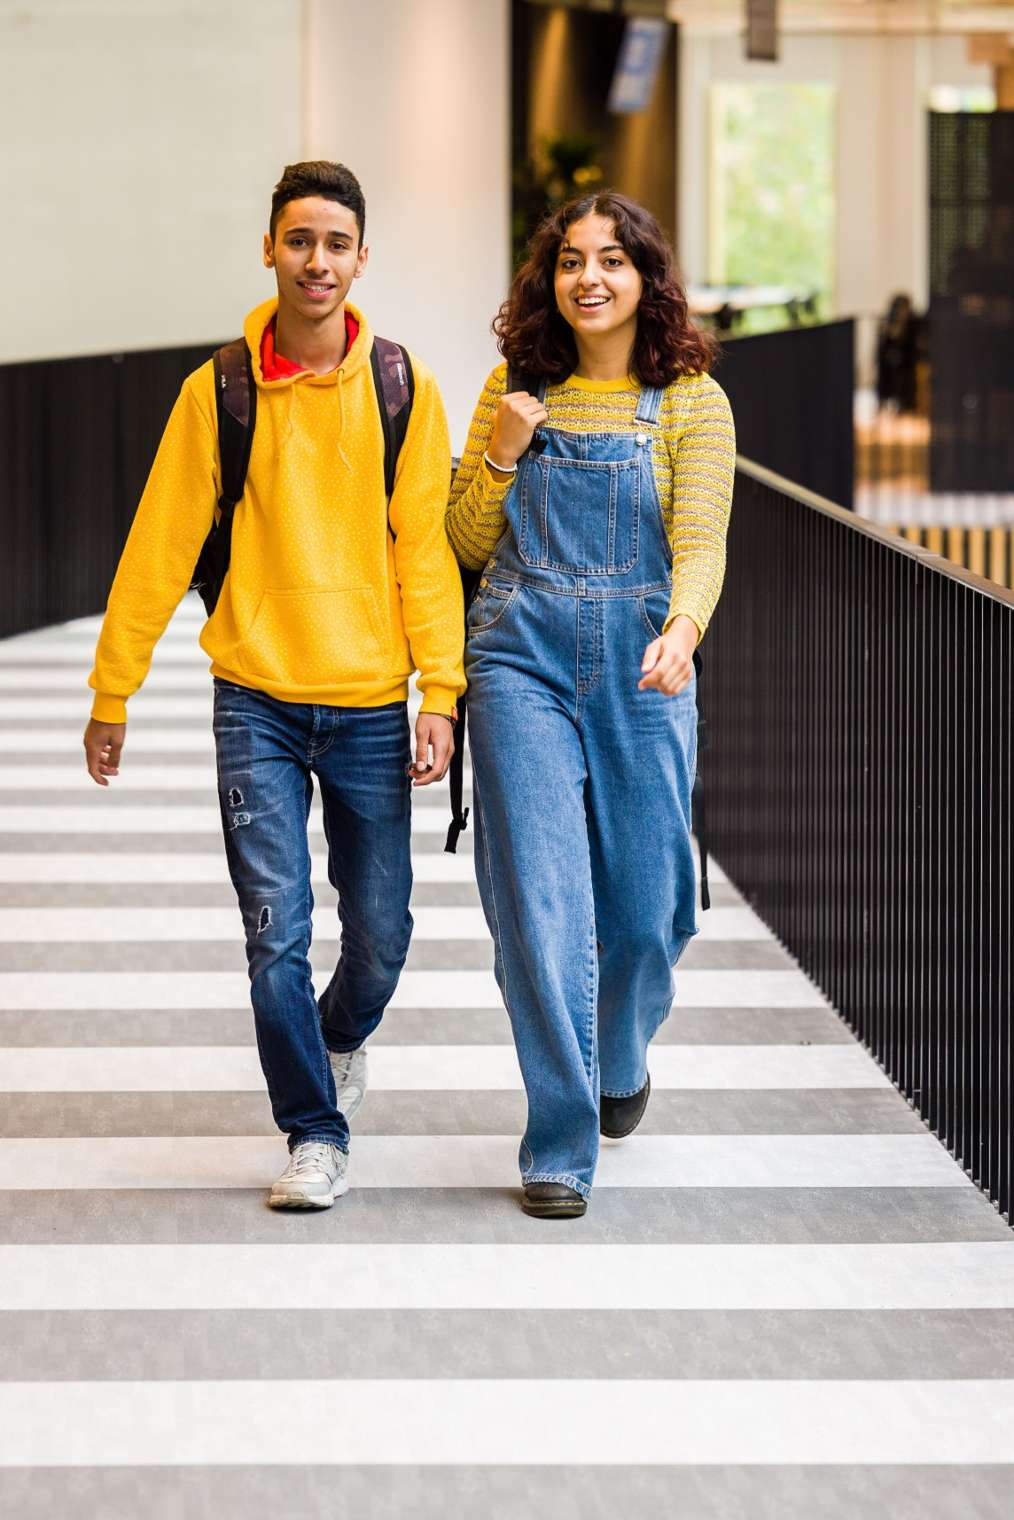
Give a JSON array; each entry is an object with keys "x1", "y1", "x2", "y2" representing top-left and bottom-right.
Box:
[{"x1": 335, "y1": 370, "x2": 351, "y2": 471}]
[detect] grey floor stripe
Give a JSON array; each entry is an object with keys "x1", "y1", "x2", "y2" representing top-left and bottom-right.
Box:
[
  {"x1": 0, "y1": 1006, "x2": 862, "y2": 1048},
  {"x1": 5, "y1": 1308, "x2": 1014, "y2": 1383},
  {"x1": 0, "y1": 882, "x2": 490, "y2": 908},
  {"x1": 0, "y1": 1187, "x2": 1006, "y2": 1246},
  {"x1": 0, "y1": 1464, "x2": 1009, "y2": 1520},
  {"x1": 8, "y1": 788, "x2": 471, "y2": 809},
  {"x1": 1, "y1": 938, "x2": 792, "y2": 973},
  {"x1": 0, "y1": 1088, "x2": 925, "y2": 1140}
]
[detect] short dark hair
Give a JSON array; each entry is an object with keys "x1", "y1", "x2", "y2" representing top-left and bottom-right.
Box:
[
  {"x1": 269, "y1": 161, "x2": 366, "y2": 245},
  {"x1": 494, "y1": 191, "x2": 717, "y2": 387}
]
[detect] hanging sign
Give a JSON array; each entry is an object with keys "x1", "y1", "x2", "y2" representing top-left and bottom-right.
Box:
[{"x1": 746, "y1": 0, "x2": 778, "y2": 63}]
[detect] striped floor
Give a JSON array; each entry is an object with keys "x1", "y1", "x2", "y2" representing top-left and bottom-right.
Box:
[{"x1": 1, "y1": 595, "x2": 1013, "y2": 1519}]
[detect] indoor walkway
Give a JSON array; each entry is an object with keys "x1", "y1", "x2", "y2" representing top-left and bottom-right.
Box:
[{"x1": 0, "y1": 597, "x2": 1012, "y2": 1518}]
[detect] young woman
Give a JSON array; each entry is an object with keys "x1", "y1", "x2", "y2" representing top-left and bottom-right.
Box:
[{"x1": 448, "y1": 192, "x2": 735, "y2": 1218}]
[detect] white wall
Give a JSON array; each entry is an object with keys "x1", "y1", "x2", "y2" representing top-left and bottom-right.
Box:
[
  {"x1": 0, "y1": 0, "x2": 304, "y2": 363},
  {"x1": 678, "y1": 31, "x2": 991, "y2": 321},
  {"x1": 305, "y1": 0, "x2": 510, "y2": 449},
  {"x1": 0, "y1": 0, "x2": 509, "y2": 447}
]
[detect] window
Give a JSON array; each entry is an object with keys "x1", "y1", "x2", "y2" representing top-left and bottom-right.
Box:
[{"x1": 710, "y1": 82, "x2": 836, "y2": 330}]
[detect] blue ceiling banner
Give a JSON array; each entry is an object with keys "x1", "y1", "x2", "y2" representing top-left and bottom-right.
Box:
[{"x1": 607, "y1": 16, "x2": 670, "y2": 115}]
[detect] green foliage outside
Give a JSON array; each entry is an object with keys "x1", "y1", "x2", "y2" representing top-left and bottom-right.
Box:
[{"x1": 711, "y1": 83, "x2": 835, "y2": 325}]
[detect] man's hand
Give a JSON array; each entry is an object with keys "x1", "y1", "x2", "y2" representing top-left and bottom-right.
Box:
[
  {"x1": 84, "y1": 719, "x2": 126, "y2": 786},
  {"x1": 638, "y1": 615, "x2": 699, "y2": 696},
  {"x1": 410, "y1": 713, "x2": 455, "y2": 787}
]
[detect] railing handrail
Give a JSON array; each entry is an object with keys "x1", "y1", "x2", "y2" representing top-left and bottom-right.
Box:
[{"x1": 737, "y1": 454, "x2": 1014, "y2": 611}]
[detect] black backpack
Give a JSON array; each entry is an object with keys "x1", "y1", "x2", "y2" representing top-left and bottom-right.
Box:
[
  {"x1": 444, "y1": 366, "x2": 711, "y2": 911},
  {"x1": 190, "y1": 334, "x2": 416, "y2": 617}
]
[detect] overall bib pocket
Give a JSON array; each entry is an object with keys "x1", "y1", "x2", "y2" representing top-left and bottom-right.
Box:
[{"x1": 519, "y1": 454, "x2": 640, "y2": 575}]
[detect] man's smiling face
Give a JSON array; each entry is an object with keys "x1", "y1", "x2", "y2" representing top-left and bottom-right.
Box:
[{"x1": 263, "y1": 196, "x2": 368, "y2": 320}]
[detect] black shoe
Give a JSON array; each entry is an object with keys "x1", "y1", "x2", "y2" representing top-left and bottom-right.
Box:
[
  {"x1": 600, "y1": 1074, "x2": 651, "y2": 1139},
  {"x1": 521, "y1": 1183, "x2": 587, "y2": 1219}
]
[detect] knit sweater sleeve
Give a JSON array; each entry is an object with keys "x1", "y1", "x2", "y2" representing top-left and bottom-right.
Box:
[
  {"x1": 663, "y1": 373, "x2": 735, "y2": 640},
  {"x1": 446, "y1": 363, "x2": 513, "y2": 571}
]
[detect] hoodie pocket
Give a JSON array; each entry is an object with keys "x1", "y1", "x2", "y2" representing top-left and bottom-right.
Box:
[{"x1": 238, "y1": 586, "x2": 387, "y2": 688}]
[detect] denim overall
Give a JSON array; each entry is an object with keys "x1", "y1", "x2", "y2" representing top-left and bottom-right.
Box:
[{"x1": 466, "y1": 383, "x2": 699, "y2": 1196}]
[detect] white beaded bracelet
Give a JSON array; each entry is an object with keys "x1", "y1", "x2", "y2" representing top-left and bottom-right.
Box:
[{"x1": 484, "y1": 451, "x2": 517, "y2": 478}]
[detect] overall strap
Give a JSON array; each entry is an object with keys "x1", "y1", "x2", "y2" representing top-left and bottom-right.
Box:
[
  {"x1": 448, "y1": 365, "x2": 548, "y2": 854},
  {"x1": 634, "y1": 384, "x2": 664, "y2": 426}
]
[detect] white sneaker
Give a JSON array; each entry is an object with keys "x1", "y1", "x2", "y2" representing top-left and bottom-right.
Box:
[
  {"x1": 329, "y1": 1046, "x2": 368, "y2": 1121},
  {"x1": 268, "y1": 1141, "x2": 349, "y2": 1210}
]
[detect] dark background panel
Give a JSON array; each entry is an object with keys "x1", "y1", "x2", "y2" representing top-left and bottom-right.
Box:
[
  {"x1": 0, "y1": 343, "x2": 218, "y2": 639},
  {"x1": 928, "y1": 110, "x2": 1014, "y2": 492},
  {"x1": 719, "y1": 319, "x2": 856, "y2": 510}
]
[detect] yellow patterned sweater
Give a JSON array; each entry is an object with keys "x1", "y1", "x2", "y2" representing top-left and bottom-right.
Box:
[{"x1": 447, "y1": 364, "x2": 735, "y2": 639}]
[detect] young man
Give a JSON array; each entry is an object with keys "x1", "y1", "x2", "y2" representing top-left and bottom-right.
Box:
[{"x1": 83, "y1": 161, "x2": 465, "y2": 1209}]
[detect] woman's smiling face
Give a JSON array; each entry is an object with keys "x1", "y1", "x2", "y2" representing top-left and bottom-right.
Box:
[{"x1": 553, "y1": 213, "x2": 643, "y2": 346}]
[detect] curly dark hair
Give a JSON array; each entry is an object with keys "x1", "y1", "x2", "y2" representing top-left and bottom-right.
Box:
[{"x1": 494, "y1": 191, "x2": 717, "y2": 386}]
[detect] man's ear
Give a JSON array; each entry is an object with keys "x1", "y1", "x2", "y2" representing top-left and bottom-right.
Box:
[
  {"x1": 354, "y1": 243, "x2": 369, "y2": 280},
  {"x1": 263, "y1": 232, "x2": 275, "y2": 269}
]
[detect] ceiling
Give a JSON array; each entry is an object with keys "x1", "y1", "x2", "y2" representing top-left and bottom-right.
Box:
[{"x1": 665, "y1": 1, "x2": 1014, "y2": 33}]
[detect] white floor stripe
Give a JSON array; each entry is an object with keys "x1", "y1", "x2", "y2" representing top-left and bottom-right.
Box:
[
  {"x1": 0, "y1": 645, "x2": 207, "y2": 663},
  {"x1": 0, "y1": 903, "x2": 755, "y2": 943},
  {"x1": 0, "y1": 1134, "x2": 969, "y2": 1190},
  {"x1": 2, "y1": 1378, "x2": 1011, "y2": 1466},
  {"x1": 2, "y1": 1241, "x2": 1011, "y2": 1313},
  {"x1": 0, "y1": 1044, "x2": 887, "y2": 1093},
  {"x1": 0, "y1": 852, "x2": 480, "y2": 885},
  {"x1": 0, "y1": 805, "x2": 458, "y2": 834},
  {"x1": 0, "y1": 729, "x2": 214, "y2": 752},
  {"x1": 1, "y1": 697, "x2": 213, "y2": 718},
  {"x1": 0, "y1": 968, "x2": 822, "y2": 1010},
  {"x1": 0, "y1": 669, "x2": 212, "y2": 690}
]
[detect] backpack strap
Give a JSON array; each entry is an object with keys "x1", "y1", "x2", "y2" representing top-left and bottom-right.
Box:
[
  {"x1": 444, "y1": 556, "x2": 482, "y2": 855},
  {"x1": 190, "y1": 340, "x2": 255, "y2": 616},
  {"x1": 691, "y1": 648, "x2": 710, "y2": 911},
  {"x1": 507, "y1": 365, "x2": 545, "y2": 403},
  {"x1": 370, "y1": 336, "x2": 415, "y2": 500},
  {"x1": 213, "y1": 339, "x2": 256, "y2": 510}
]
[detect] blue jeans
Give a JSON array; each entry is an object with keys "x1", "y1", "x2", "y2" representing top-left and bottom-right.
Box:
[
  {"x1": 212, "y1": 680, "x2": 413, "y2": 1152},
  {"x1": 465, "y1": 383, "x2": 699, "y2": 1196}
]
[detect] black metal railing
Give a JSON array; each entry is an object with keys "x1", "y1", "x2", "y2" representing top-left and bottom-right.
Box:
[
  {"x1": 0, "y1": 342, "x2": 217, "y2": 639},
  {"x1": 706, "y1": 458, "x2": 1014, "y2": 1219}
]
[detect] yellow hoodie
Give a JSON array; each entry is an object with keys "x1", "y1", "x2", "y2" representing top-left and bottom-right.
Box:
[{"x1": 89, "y1": 298, "x2": 465, "y2": 723}]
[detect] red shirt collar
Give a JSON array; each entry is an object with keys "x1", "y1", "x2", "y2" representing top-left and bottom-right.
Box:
[{"x1": 260, "y1": 311, "x2": 360, "y2": 380}]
